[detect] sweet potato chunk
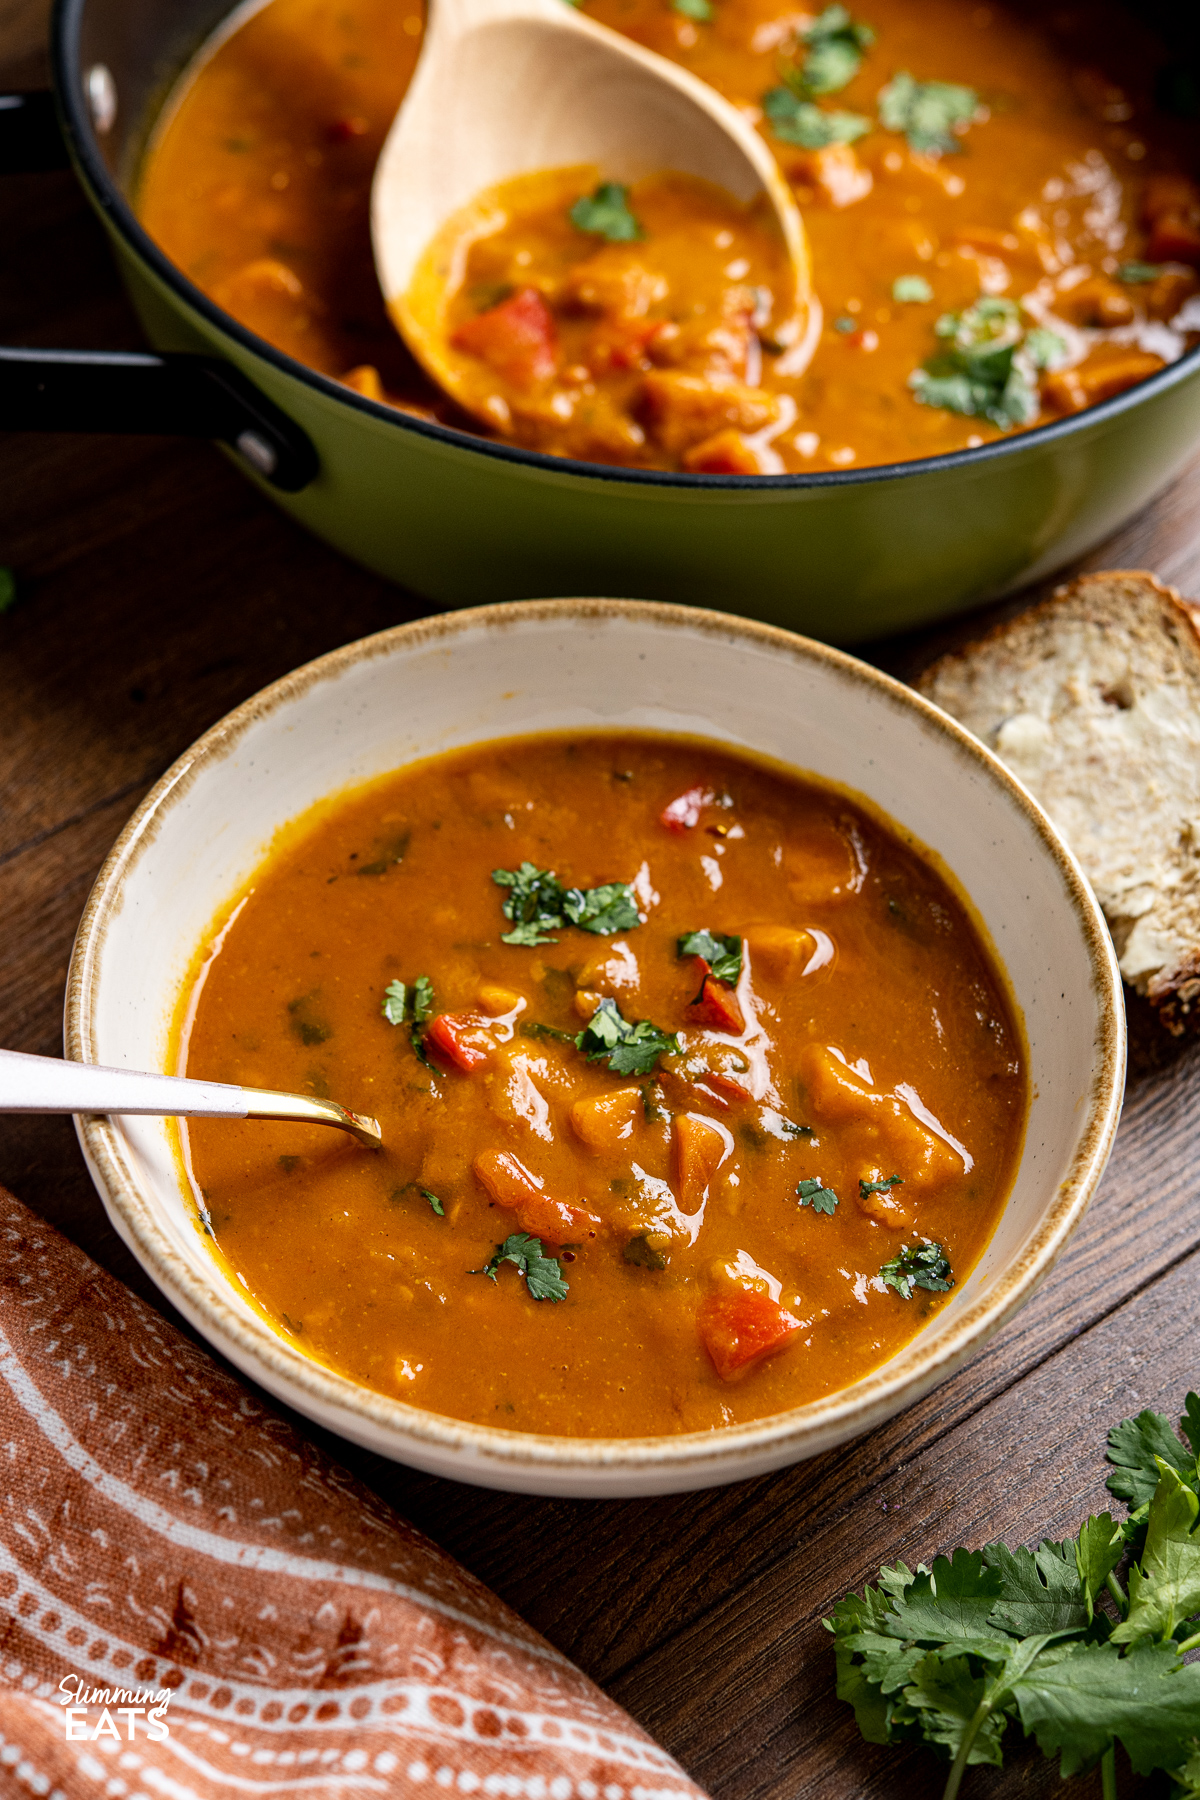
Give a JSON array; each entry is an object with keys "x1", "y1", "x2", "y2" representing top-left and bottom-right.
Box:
[
  {"x1": 743, "y1": 925, "x2": 814, "y2": 980},
  {"x1": 855, "y1": 1168, "x2": 913, "y2": 1229},
  {"x1": 1052, "y1": 275, "x2": 1135, "y2": 328},
  {"x1": 786, "y1": 828, "x2": 860, "y2": 906},
  {"x1": 1143, "y1": 174, "x2": 1200, "y2": 266},
  {"x1": 563, "y1": 255, "x2": 668, "y2": 320},
  {"x1": 682, "y1": 430, "x2": 773, "y2": 475},
  {"x1": 473, "y1": 1149, "x2": 601, "y2": 1242},
  {"x1": 697, "y1": 1290, "x2": 802, "y2": 1380},
  {"x1": 673, "y1": 1114, "x2": 729, "y2": 1211},
  {"x1": 570, "y1": 1087, "x2": 643, "y2": 1151},
  {"x1": 1042, "y1": 349, "x2": 1165, "y2": 414},
  {"x1": 452, "y1": 287, "x2": 557, "y2": 387},
  {"x1": 638, "y1": 372, "x2": 782, "y2": 459}
]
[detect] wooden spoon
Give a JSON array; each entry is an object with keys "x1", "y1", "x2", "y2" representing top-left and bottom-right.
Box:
[
  {"x1": 0, "y1": 1048, "x2": 382, "y2": 1148},
  {"x1": 371, "y1": 0, "x2": 816, "y2": 423}
]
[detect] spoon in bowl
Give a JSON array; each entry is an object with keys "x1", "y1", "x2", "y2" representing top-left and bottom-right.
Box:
[
  {"x1": 371, "y1": 0, "x2": 816, "y2": 422},
  {"x1": 0, "y1": 1049, "x2": 382, "y2": 1148}
]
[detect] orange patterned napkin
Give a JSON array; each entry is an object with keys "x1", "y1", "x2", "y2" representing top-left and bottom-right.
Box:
[{"x1": 0, "y1": 1188, "x2": 706, "y2": 1800}]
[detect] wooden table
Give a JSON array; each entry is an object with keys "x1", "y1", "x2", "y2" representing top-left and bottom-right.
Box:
[{"x1": 4, "y1": 12, "x2": 1200, "y2": 1792}]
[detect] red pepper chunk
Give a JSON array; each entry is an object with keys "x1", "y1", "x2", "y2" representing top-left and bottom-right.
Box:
[
  {"x1": 473, "y1": 1149, "x2": 602, "y2": 1243},
  {"x1": 425, "y1": 1012, "x2": 493, "y2": 1073},
  {"x1": 451, "y1": 287, "x2": 557, "y2": 387},
  {"x1": 686, "y1": 962, "x2": 746, "y2": 1034},
  {"x1": 660, "y1": 785, "x2": 711, "y2": 833},
  {"x1": 697, "y1": 1291, "x2": 802, "y2": 1381}
]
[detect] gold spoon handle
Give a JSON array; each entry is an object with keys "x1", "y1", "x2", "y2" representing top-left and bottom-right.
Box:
[{"x1": 0, "y1": 1049, "x2": 381, "y2": 1149}]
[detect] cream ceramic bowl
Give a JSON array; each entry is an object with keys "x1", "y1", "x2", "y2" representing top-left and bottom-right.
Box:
[{"x1": 67, "y1": 600, "x2": 1124, "y2": 1497}]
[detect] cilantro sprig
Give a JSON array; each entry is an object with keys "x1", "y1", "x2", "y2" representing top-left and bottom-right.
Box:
[
  {"x1": 788, "y1": 4, "x2": 874, "y2": 98},
  {"x1": 475, "y1": 1232, "x2": 569, "y2": 1301},
  {"x1": 762, "y1": 90, "x2": 871, "y2": 147},
  {"x1": 826, "y1": 1388, "x2": 1200, "y2": 1795},
  {"x1": 677, "y1": 929, "x2": 743, "y2": 986},
  {"x1": 909, "y1": 297, "x2": 1065, "y2": 431},
  {"x1": 879, "y1": 1240, "x2": 953, "y2": 1298},
  {"x1": 569, "y1": 183, "x2": 642, "y2": 243},
  {"x1": 576, "y1": 997, "x2": 681, "y2": 1077},
  {"x1": 797, "y1": 1177, "x2": 839, "y2": 1214},
  {"x1": 861, "y1": 1173, "x2": 904, "y2": 1198},
  {"x1": 492, "y1": 862, "x2": 639, "y2": 946},
  {"x1": 878, "y1": 70, "x2": 979, "y2": 155},
  {"x1": 381, "y1": 974, "x2": 438, "y2": 1069}
]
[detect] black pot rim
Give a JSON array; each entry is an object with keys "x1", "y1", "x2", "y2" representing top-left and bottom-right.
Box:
[{"x1": 51, "y1": 0, "x2": 1200, "y2": 493}]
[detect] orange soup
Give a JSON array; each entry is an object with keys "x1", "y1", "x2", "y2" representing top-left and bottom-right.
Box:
[
  {"x1": 138, "y1": 0, "x2": 1200, "y2": 472},
  {"x1": 176, "y1": 734, "x2": 1027, "y2": 1437}
]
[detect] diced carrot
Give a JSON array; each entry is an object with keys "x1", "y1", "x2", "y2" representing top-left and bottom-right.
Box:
[
  {"x1": 686, "y1": 967, "x2": 746, "y2": 1034},
  {"x1": 697, "y1": 1290, "x2": 802, "y2": 1381},
  {"x1": 452, "y1": 287, "x2": 558, "y2": 387},
  {"x1": 570, "y1": 1087, "x2": 643, "y2": 1151},
  {"x1": 673, "y1": 1114, "x2": 728, "y2": 1211},
  {"x1": 682, "y1": 430, "x2": 767, "y2": 475},
  {"x1": 426, "y1": 1012, "x2": 493, "y2": 1073},
  {"x1": 660, "y1": 784, "x2": 710, "y2": 832},
  {"x1": 473, "y1": 1149, "x2": 601, "y2": 1242},
  {"x1": 1041, "y1": 349, "x2": 1165, "y2": 414}
]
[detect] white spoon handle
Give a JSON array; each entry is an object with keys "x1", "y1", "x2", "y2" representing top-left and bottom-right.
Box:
[{"x1": 0, "y1": 1049, "x2": 381, "y2": 1148}]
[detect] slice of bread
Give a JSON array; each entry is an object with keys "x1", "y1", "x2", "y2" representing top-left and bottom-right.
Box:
[{"x1": 918, "y1": 571, "x2": 1200, "y2": 1035}]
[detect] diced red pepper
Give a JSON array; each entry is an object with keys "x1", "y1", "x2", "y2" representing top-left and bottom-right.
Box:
[
  {"x1": 660, "y1": 785, "x2": 711, "y2": 833},
  {"x1": 686, "y1": 964, "x2": 746, "y2": 1034},
  {"x1": 426, "y1": 1012, "x2": 493, "y2": 1073},
  {"x1": 693, "y1": 1069, "x2": 753, "y2": 1106},
  {"x1": 697, "y1": 1290, "x2": 802, "y2": 1381},
  {"x1": 451, "y1": 287, "x2": 558, "y2": 387},
  {"x1": 473, "y1": 1149, "x2": 601, "y2": 1243}
]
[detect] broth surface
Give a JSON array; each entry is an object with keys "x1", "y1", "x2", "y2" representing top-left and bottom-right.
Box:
[
  {"x1": 178, "y1": 733, "x2": 1027, "y2": 1437},
  {"x1": 138, "y1": 0, "x2": 1200, "y2": 471}
]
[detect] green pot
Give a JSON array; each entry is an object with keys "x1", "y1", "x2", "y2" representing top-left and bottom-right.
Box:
[{"x1": 10, "y1": 0, "x2": 1200, "y2": 642}]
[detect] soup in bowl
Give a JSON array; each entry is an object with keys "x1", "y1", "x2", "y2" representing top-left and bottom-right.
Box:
[{"x1": 67, "y1": 601, "x2": 1123, "y2": 1494}]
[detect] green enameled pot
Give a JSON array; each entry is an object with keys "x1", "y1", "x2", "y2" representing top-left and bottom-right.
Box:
[{"x1": 9, "y1": 0, "x2": 1200, "y2": 641}]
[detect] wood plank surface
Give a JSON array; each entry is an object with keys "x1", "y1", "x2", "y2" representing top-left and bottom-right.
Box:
[{"x1": 3, "y1": 9, "x2": 1200, "y2": 1797}]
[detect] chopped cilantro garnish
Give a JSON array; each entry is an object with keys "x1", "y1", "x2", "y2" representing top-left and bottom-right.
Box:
[
  {"x1": 787, "y1": 5, "x2": 874, "y2": 98},
  {"x1": 624, "y1": 1234, "x2": 668, "y2": 1269},
  {"x1": 288, "y1": 993, "x2": 332, "y2": 1046},
  {"x1": 519, "y1": 1020, "x2": 576, "y2": 1043},
  {"x1": 673, "y1": 0, "x2": 714, "y2": 19},
  {"x1": 892, "y1": 274, "x2": 933, "y2": 303},
  {"x1": 381, "y1": 973, "x2": 437, "y2": 1070},
  {"x1": 576, "y1": 997, "x2": 681, "y2": 1077},
  {"x1": 677, "y1": 929, "x2": 743, "y2": 985},
  {"x1": 1117, "y1": 260, "x2": 1163, "y2": 283},
  {"x1": 476, "y1": 1232, "x2": 569, "y2": 1301},
  {"x1": 782, "y1": 1120, "x2": 814, "y2": 1137},
  {"x1": 381, "y1": 979, "x2": 408, "y2": 1026},
  {"x1": 834, "y1": 314, "x2": 858, "y2": 332},
  {"x1": 826, "y1": 1387, "x2": 1200, "y2": 1793},
  {"x1": 419, "y1": 1187, "x2": 445, "y2": 1217},
  {"x1": 909, "y1": 298, "x2": 1063, "y2": 430},
  {"x1": 0, "y1": 569, "x2": 15, "y2": 616},
  {"x1": 878, "y1": 70, "x2": 978, "y2": 155},
  {"x1": 761, "y1": 89, "x2": 871, "y2": 147},
  {"x1": 859, "y1": 1173, "x2": 904, "y2": 1198},
  {"x1": 879, "y1": 1239, "x2": 953, "y2": 1298},
  {"x1": 493, "y1": 863, "x2": 639, "y2": 945},
  {"x1": 412, "y1": 975, "x2": 434, "y2": 1023},
  {"x1": 569, "y1": 183, "x2": 643, "y2": 243},
  {"x1": 797, "y1": 1177, "x2": 839, "y2": 1214}
]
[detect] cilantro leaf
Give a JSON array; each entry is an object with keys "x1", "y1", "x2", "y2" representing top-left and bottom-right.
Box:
[
  {"x1": 782, "y1": 1119, "x2": 814, "y2": 1137},
  {"x1": 1118, "y1": 260, "x2": 1163, "y2": 283},
  {"x1": 477, "y1": 1232, "x2": 569, "y2": 1301},
  {"x1": 493, "y1": 863, "x2": 638, "y2": 944},
  {"x1": 1011, "y1": 1639, "x2": 1200, "y2": 1778},
  {"x1": 673, "y1": 0, "x2": 714, "y2": 19},
  {"x1": 381, "y1": 973, "x2": 438, "y2": 1068},
  {"x1": 892, "y1": 274, "x2": 933, "y2": 303},
  {"x1": 677, "y1": 929, "x2": 743, "y2": 985},
  {"x1": 859, "y1": 1174, "x2": 903, "y2": 1199},
  {"x1": 576, "y1": 997, "x2": 680, "y2": 1076},
  {"x1": 797, "y1": 1177, "x2": 839, "y2": 1214},
  {"x1": 411, "y1": 975, "x2": 434, "y2": 1024},
  {"x1": 381, "y1": 979, "x2": 408, "y2": 1026},
  {"x1": 1107, "y1": 1397, "x2": 1200, "y2": 1516},
  {"x1": 419, "y1": 1187, "x2": 445, "y2": 1217},
  {"x1": 519, "y1": 1020, "x2": 576, "y2": 1043},
  {"x1": 903, "y1": 1653, "x2": 1008, "y2": 1768},
  {"x1": 1073, "y1": 1513, "x2": 1125, "y2": 1623},
  {"x1": 569, "y1": 182, "x2": 642, "y2": 243},
  {"x1": 623, "y1": 1234, "x2": 667, "y2": 1270},
  {"x1": 879, "y1": 1241, "x2": 953, "y2": 1298},
  {"x1": 984, "y1": 1539, "x2": 1091, "y2": 1637},
  {"x1": 882, "y1": 1548, "x2": 1003, "y2": 1645},
  {"x1": 878, "y1": 70, "x2": 978, "y2": 154},
  {"x1": 909, "y1": 297, "x2": 1046, "y2": 429},
  {"x1": 786, "y1": 5, "x2": 874, "y2": 99},
  {"x1": 761, "y1": 89, "x2": 871, "y2": 147},
  {"x1": 1111, "y1": 1462, "x2": 1200, "y2": 1648}
]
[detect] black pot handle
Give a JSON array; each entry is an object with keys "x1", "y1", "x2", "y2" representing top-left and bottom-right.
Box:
[{"x1": 0, "y1": 92, "x2": 319, "y2": 493}]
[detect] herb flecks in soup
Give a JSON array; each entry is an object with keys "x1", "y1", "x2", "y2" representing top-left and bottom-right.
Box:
[
  {"x1": 177, "y1": 735, "x2": 1027, "y2": 1438},
  {"x1": 138, "y1": 0, "x2": 1200, "y2": 472},
  {"x1": 414, "y1": 166, "x2": 801, "y2": 469}
]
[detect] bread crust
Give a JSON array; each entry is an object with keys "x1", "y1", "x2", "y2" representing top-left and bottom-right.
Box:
[{"x1": 919, "y1": 570, "x2": 1200, "y2": 1035}]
